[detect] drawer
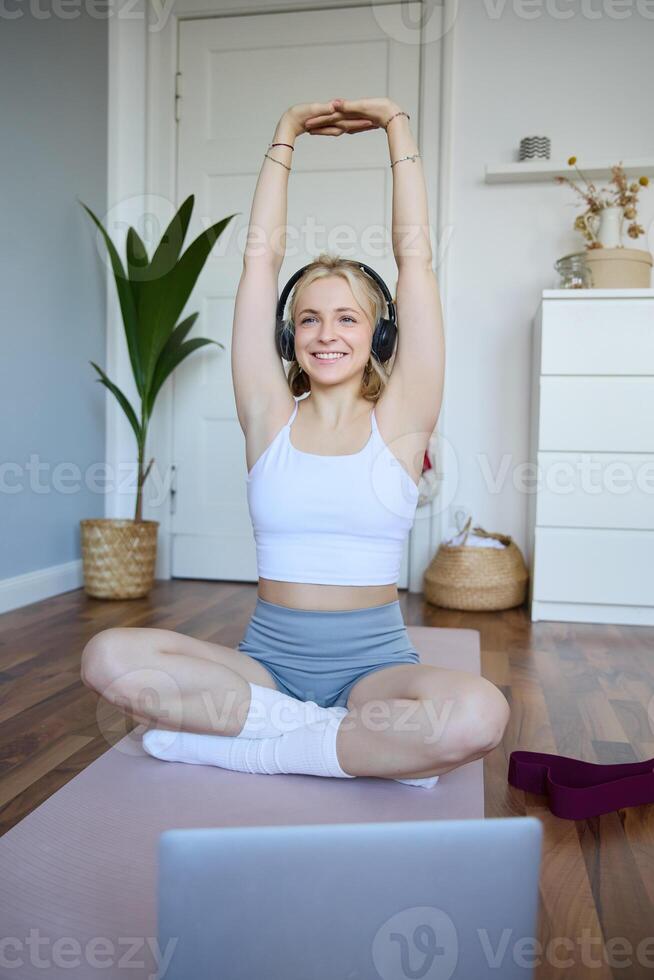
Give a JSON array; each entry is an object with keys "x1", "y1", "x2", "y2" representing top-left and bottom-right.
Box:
[
  {"x1": 532, "y1": 527, "x2": 654, "y2": 605},
  {"x1": 535, "y1": 452, "x2": 654, "y2": 529},
  {"x1": 541, "y1": 299, "x2": 654, "y2": 375},
  {"x1": 539, "y1": 377, "x2": 654, "y2": 452}
]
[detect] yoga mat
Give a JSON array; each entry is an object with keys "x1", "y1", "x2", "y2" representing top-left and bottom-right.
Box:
[{"x1": 0, "y1": 626, "x2": 482, "y2": 980}]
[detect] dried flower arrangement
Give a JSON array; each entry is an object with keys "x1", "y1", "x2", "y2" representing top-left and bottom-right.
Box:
[{"x1": 555, "y1": 157, "x2": 650, "y2": 249}]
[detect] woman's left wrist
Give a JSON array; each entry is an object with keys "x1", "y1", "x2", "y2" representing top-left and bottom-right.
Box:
[
  {"x1": 384, "y1": 101, "x2": 401, "y2": 121},
  {"x1": 383, "y1": 104, "x2": 408, "y2": 131}
]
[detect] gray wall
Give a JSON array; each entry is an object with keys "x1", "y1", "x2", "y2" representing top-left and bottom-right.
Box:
[{"x1": 0, "y1": 5, "x2": 108, "y2": 581}]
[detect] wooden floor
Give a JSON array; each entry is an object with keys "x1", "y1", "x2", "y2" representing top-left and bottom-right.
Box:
[{"x1": 1, "y1": 580, "x2": 653, "y2": 979}]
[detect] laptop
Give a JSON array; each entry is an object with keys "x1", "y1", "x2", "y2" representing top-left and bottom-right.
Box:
[{"x1": 157, "y1": 817, "x2": 542, "y2": 980}]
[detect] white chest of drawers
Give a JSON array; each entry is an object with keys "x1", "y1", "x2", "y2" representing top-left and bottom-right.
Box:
[{"x1": 527, "y1": 288, "x2": 654, "y2": 625}]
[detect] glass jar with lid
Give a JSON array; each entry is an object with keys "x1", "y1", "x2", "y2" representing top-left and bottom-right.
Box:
[{"x1": 554, "y1": 252, "x2": 593, "y2": 289}]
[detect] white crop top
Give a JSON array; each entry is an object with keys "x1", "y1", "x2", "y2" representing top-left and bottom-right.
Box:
[{"x1": 246, "y1": 394, "x2": 420, "y2": 586}]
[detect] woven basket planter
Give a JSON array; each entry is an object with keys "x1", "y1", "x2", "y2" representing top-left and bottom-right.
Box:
[
  {"x1": 423, "y1": 519, "x2": 529, "y2": 611},
  {"x1": 80, "y1": 518, "x2": 159, "y2": 600}
]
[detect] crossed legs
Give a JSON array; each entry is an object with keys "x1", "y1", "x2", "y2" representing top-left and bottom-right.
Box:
[{"x1": 80, "y1": 627, "x2": 510, "y2": 781}]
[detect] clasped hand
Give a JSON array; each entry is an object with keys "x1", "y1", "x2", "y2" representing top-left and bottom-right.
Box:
[{"x1": 287, "y1": 98, "x2": 402, "y2": 138}]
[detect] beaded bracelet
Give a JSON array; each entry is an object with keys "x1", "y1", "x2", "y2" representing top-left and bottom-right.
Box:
[
  {"x1": 385, "y1": 110, "x2": 410, "y2": 130},
  {"x1": 390, "y1": 153, "x2": 420, "y2": 169}
]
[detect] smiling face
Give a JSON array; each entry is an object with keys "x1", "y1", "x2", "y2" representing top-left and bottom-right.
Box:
[{"x1": 291, "y1": 275, "x2": 375, "y2": 386}]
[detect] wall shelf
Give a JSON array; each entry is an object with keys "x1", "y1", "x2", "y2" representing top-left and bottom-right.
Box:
[
  {"x1": 541, "y1": 287, "x2": 654, "y2": 299},
  {"x1": 485, "y1": 158, "x2": 654, "y2": 184}
]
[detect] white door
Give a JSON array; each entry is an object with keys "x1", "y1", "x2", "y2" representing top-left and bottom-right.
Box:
[{"x1": 172, "y1": 4, "x2": 422, "y2": 586}]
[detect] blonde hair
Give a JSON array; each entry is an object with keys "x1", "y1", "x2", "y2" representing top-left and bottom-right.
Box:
[{"x1": 283, "y1": 252, "x2": 393, "y2": 402}]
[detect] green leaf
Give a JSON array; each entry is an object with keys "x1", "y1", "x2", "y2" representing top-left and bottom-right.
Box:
[
  {"x1": 126, "y1": 226, "x2": 149, "y2": 313},
  {"x1": 145, "y1": 312, "x2": 198, "y2": 416},
  {"x1": 90, "y1": 360, "x2": 142, "y2": 446},
  {"x1": 138, "y1": 210, "x2": 237, "y2": 391},
  {"x1": 148, "y1": 194, "x2": 195, "y2": 282},
  {"x1": 165, "y1": 311, "x2": 200, "y2": 351},
  {"x1": 145, "y1": 338, "x2": 223, "y2": 418},
  {"x1": 135, "y1": 196, "x2": 195, "y2": 381},
  {"x1": 79, "y1": 200, "x2": 145, "y2": 395}
]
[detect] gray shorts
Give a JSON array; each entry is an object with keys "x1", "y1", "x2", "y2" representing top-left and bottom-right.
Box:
[{"x1": 237, "y1": 596, "x2": 421, "y2": 708}]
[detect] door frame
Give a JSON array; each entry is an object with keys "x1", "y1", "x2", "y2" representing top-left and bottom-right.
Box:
[{"x1": 106, "y1": 0, "x2": 456, "y2": 591}]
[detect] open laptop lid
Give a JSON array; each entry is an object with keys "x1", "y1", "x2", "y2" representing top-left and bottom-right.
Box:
[{"x1": 157, "y1": 817, "x2": 542, "y2": 980}]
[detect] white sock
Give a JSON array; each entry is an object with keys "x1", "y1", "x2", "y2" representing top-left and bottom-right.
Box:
[
  {"x1": 396, "y1": 775, "x2": 440, "y2": 789},
  {"x1": 236, "y1": 682, "x2": 339, "y2": 738},
  {"x1": 143, "y1": 708, "x2": 354, "y2": 779},
  {"x1": 144, "y1": 712, "x2": 439, "y2": 788}
]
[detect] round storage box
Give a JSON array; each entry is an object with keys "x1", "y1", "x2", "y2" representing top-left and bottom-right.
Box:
[{"x1": 585, "y1": 247, "x2": 652, "y2": 289}]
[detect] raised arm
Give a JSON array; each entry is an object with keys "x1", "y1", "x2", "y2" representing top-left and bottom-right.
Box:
[
  {"x1": 231, "y1": 102, "x2": 338, "y2": 432},
  {"x1": 384, "y1": 101, "x2": 445, "y2": 434}
]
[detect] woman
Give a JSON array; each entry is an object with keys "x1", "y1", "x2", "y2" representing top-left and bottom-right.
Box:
[{"x1": 81, "y1": 98, "x2": 510, "y2": 787}]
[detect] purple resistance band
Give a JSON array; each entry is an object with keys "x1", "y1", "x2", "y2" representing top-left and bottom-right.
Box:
[{"x1": 508, "y1": 750, "x2": 654, "y2": 820}]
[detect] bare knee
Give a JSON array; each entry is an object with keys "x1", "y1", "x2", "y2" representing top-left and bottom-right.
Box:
[
  {"x1": 80, "y1": 628, "x2": 180, "y2": 728},
  {"x1": 80, "y1": 628, "x2": 132, "y2": 695},
  {"x1": 417, "y1": 678, "x2": 510, "y2": 768},
  {"x1": 458, "y1": 680, "x2": 510, "y2": 758}
]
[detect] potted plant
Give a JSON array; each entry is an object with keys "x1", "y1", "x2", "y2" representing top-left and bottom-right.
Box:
[
  {"x1": 79, "y1": 195, "x2": 236, "y2": 599},
  {"x1": 555, "y1": 159, "x2": 652, "y2": 288}
]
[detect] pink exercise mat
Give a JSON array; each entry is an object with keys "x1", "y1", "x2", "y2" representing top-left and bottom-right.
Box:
[{"x1": 0, "y1": 626, "x2": 483, "y2": 980}]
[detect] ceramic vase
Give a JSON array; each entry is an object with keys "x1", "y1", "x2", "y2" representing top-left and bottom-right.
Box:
[{"x1": 597, "y1": 206, "x2": 624, "y2": 248}]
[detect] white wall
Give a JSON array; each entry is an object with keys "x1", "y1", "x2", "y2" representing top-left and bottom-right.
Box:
[{"x1": 443, "y1": 1, "x2": 654, "y2": 556}]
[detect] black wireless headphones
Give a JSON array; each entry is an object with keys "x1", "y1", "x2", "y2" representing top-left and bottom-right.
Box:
[{"x1": 274, "y1": 261, "x2": 397, "y2": 364}]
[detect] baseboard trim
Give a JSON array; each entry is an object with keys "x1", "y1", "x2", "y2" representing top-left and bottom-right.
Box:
[{"x1": 0, "y1": 560, "x2": 84, "y2": 616}]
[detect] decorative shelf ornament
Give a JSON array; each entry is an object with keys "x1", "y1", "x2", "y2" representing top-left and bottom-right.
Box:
[{"x1": 519, "y1": 136, "x2": 551, "y2": 161}]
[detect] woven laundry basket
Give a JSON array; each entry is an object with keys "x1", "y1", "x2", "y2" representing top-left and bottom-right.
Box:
[
  {"x1": 423, "y1": 517, "x2": 528, "y2": 611},
  {"x1": 80, "y1": 518, "x2": 159, "y2": 599}
]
